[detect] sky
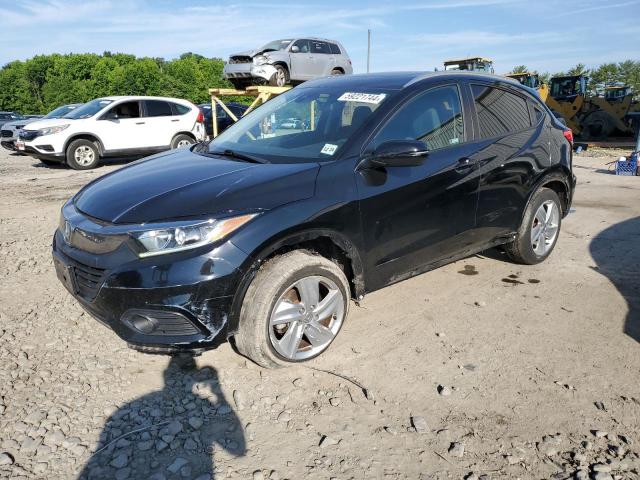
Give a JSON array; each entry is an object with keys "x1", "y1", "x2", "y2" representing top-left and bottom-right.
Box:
[{"x1": 1, "y1": 0, "x2": 639, "y2": 74}]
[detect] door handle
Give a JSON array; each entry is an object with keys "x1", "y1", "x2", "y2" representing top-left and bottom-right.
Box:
[
  {"x1": 135, "y1": 122, "x2": 145, "y2": 125},
  {"x1": 171, "y1": 119, "x2": 179, "y2": 122}
]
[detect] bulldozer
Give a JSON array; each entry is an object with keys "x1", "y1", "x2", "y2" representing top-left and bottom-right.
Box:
[
  {"x1": 506, "y1": 73, "x2": 584, "y2": 134},
  {"x1": 443, "y1": 57, "x2": 495, "y2": 73},
  {"x1": 507, "y1": 73, "x2": 638, "y2": 139}
]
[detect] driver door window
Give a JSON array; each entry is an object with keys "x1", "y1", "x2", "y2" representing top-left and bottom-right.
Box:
[{"x1": 371, "y1": 85, "x2": 464, "y2": 152}]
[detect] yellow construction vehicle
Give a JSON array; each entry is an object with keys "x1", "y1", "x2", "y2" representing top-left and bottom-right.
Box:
[
  {"x1": 505, "y1": 72, "x2": 541, "y2": 89},
  {"x1": 443, "y1": 57, "x2": 494, "y2": 73}
]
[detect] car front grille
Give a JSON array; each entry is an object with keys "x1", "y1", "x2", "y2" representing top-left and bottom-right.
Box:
[
  {"x1": 229, "y1": 56, "x2": 252, "y2": 64},
  {"x1": 0, "y1": 130, "x2": 12, "y2": 138},
  {"x1": 71, "y1": 260, "x2": 106, "y2": 301}
]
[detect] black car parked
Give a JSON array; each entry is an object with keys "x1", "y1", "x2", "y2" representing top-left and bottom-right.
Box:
[
  {"x1": 199, "y1": 102, "x2": 248, "y2": 137},
  {"x1": 53, "y1": 72, "x2": 575, "y2": 368}
]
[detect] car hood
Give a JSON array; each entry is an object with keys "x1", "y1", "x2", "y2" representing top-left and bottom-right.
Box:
[
  {"x1": 2, "y1": 118, "x2": 40, "y2": 129},
  {"x1": 22, "y1": 118, "x2": 77, "y2": 130},
  {"x1": 73, "y1": 149, "x2": 320, "y2": 224}
]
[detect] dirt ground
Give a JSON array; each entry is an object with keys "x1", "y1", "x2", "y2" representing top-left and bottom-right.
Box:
[{"x1": 0, "y1": 148, "x2": 638, "y2": 480}]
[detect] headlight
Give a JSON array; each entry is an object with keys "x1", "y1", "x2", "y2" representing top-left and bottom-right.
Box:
[
  {"x1": 132, "y1": 214, "x2": 257, "y2": 258},
  {"x1": 38, "y1": 124, "x2": 69, "y2": 136},
  {"x1": 253, "y1": 55, "x2": 268, "y2": 66}
]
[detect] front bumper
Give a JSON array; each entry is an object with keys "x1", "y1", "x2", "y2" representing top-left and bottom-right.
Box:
[
  {"x1": 223, "y1": 62, "x2": 278, "y2": 82},
  {"x1": 52, "y1": 219, "x2": 250, "y2": 352}
]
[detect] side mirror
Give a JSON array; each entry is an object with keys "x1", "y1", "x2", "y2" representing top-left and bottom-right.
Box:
[
  {"x1": 359, "y1": 140, "x2": 429, "y2": 169},
  {"x1": 291, "y1": 45, "x2": 300, "y2": 53}
]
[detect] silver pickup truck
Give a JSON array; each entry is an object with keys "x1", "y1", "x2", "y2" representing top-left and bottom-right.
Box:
[{"x1": 223, "y1": 38, "x2": 353, "y2": 89}]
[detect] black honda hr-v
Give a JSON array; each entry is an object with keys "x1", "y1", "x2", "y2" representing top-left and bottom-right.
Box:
[{"x1": 53, "y1": 72, "x2": 575, "y2": 367}]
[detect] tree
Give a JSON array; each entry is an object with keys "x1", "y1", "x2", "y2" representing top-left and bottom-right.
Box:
[
  {"x1": 566, "y1": 63, "x2": 589, "y2": 77},
  {"x1": 510, "y1": 65, "x2": 529, "y2": 74}
]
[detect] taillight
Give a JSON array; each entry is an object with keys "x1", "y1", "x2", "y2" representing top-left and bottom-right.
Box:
[
  {"x1": 563, "y1": 129, "x2": 573, "y2": 144},
  {"x1": 196, "y1": 110, "x2": 204, "y2": 123}
]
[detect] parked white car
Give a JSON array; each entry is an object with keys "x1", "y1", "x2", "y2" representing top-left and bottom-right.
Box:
[{"x1": 17, "y1": 96, "x2": 206, "y2": 169}]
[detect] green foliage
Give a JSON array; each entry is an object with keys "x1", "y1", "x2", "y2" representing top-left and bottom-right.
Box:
[
  {"x1": 510, "y1": 65, "x2": 529, "y2": 74},
  {"x1": 0, "y1": 52, "x2": 232, "y2": 114}
]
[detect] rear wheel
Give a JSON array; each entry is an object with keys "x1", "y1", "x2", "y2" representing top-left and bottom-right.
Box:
[
  {"x1": 505, "y1": 187, "x2": 562, "y2": 265},
  {"x1": 583, "y1": 110, "x2": 615, "y2": 139},
  {"x1": 66, "y1": 139, "x2": 100, "y2": 170},
  {"x1": 331, "y1": 68, "x2": 344, "y2": 76},
  {"x1": 170, "y1": 134, "x2": 195, "y2": 149},
  {"x1": 234, "y1": 250, "x2": 350, "y2": 368}
]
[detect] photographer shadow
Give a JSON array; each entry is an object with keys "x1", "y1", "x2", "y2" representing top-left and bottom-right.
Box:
[{"x1": 78, "y1": 355, "x2": 245, "y2": 479}]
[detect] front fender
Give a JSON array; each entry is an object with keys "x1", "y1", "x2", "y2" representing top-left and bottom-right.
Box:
[{"x1": 251, "y1": 64, "x2": 278, "y2": 81}]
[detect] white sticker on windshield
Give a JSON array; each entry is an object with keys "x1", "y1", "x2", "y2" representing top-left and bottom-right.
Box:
[
  {"x1": 321, "y1": 143, "x2": 338, "y2": 156},
  {"x1": 337, "y1": 92, "x2": 386, "y2": 104}
]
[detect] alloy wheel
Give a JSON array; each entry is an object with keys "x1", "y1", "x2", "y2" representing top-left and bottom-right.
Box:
[
  {"x1": 530, "y1": 200, "x2": 559, "y2": 256},
  {"x1": 176, "y1": 139, "x2": 192, "y2": 148},
  {"x1": 269, "y1": 275, "x2": 344, "y2": 360},
  {"x1": 74, "y1": 146, "x2": 95, "y2": 166}
]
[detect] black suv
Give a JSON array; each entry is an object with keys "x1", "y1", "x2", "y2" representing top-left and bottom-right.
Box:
[{"x1": 53, "y1": 72, "x2": 575, "y2": 368}]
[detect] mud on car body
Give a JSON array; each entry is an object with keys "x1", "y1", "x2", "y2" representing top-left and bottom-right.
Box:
[{"x1": 53, "y1": 72, "x2": 575, "y2": 368}]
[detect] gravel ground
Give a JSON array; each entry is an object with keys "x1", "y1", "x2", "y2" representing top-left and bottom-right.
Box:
[{"x1": 0, "y1": 149, "x2": 638, "y2": 480}]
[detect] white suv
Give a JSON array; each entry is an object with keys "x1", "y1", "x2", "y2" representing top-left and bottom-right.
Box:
[{"x1": 17, "y1": 96, "x2": 206, "y2": 169}]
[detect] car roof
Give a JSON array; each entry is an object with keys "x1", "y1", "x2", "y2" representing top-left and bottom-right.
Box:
[
  {"x1": 301, "y1": 71, "x2": 523, "y2": 90},
  {"x1": 100, "y1": 95, "x2": 191, "y2": 103}
]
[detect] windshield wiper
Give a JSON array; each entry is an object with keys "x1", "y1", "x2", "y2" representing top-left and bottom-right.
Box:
[{"x1": 209, "y1": 149, "x2": 269, "y2": 164}]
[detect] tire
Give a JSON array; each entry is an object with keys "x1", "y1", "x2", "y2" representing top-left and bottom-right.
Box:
[
  {"x1": 269, "y1": 65, "x2": 289, "y2": 87},
  {"x1": 66, "y1": 139, "x2": 100, "y2": 170},
  {"x1": 330, "y1": 68, "x2": 344, "y2": 76},
  {"x1": 234, "y1": 250, "x2": 350, "y2": 368},
  {"x1": 583, "y1": 110, "x2": 615, "y2": 139},
  {"x1": 505, "y1": 187, "x2": 562, "y2": 265},
  {"x1": 171, "y1": 134, "x2": 195, "y2": 150}
]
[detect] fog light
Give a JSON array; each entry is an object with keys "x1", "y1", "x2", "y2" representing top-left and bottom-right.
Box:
[{"x1": 121, "y1": 309, "x2": 200, "y2": 336}]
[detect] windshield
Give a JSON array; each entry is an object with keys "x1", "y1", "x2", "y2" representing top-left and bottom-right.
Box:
[
  {"x1": 63, "y1": 99, "x2": 113, "y2": 119},
  {"x1": 205, "y1": 86, "x2": 393, "y2": 164},
  {"x1": 44, "y1": 104, "x2": 79, "y2": 119},
  {"x1": 259, "y1": 39, "x2": 293, "y2": 52}
]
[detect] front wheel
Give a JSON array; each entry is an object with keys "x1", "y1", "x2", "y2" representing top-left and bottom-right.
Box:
[
  {"x1": 505, "y1": 187, "x2": 562, "y2": 265},
  {"x1": 269, "y1": 65, "x2": 289, "y2": 87},
  {"x1": 234, "y1": 250, "x2": 350, "y2": 368},
  {"x1": 66, "y1": 139, "x2": 100, "y2": 170}
]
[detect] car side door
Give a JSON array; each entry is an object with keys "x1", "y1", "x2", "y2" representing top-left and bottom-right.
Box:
[
  {"x1": 289, "y1": 39, "x2": 313, "y2": 81},
  {"x1": 142, "y1": 100, "x2": 178, "y2": 148},
  {"x1": 355, "y1": 82, "x2": 482, "y2": 291},
  {"x1": 465, "y1": 83, "x2": 543, "y2": 243},
  {"x1": 308, "y1": 40, "x2": 331, "y2": 77},
  {"x1": 97, "y1": 100, "x2": 148, "y2": 151}
]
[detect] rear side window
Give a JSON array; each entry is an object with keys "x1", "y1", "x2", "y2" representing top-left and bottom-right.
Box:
[
  {"x1": 145, "y1": 100, "x2": 173, "y2": 117},
  {"x1": 310, "y1": 41, "x2": 331, "y2": 54},
  {"x1": 529, "y1": 101, "x2": 545, "y2": 124},
  {"x1": 472, "y1": 85, "x2": 531, "y2": 138},
  {"x1": 172, "y1": 103, "x2": 191, "y2": 115},
  {"x1": 371, "y1": 85, "x2": 464, "y2": 152},
  {"x1": 329, "y1": 43, "x2": 341, "y2": 54}
]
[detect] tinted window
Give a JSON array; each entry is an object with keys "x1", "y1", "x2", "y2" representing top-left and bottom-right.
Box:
[
  {"x1": 329, "y1": 43, "x2": 341, "y2": 54},
  {"x1": 145, "y1": 100, "x2": 173, "y2": 117},
  {"x1": 103, "y1": 101, "x2": 140, "y2": 119},
  {"x1": 472, "y1": 85, "x2": 531, "y2": 138},
  {"x1": 372, "y1": 85, "x2": 464, "y2": 152},
  {"x1": 173, "y1": 103, "x2": 191, "y2": 115},
  {"x1": 310, "y1": 41, "x2": 331, "y2": 54},
  {"x1": 292, "y1": 39, "x2": 311, "y2": 53},
  {"x1": 530, "y1": 101, "x2": 545, "y2": 124}
]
